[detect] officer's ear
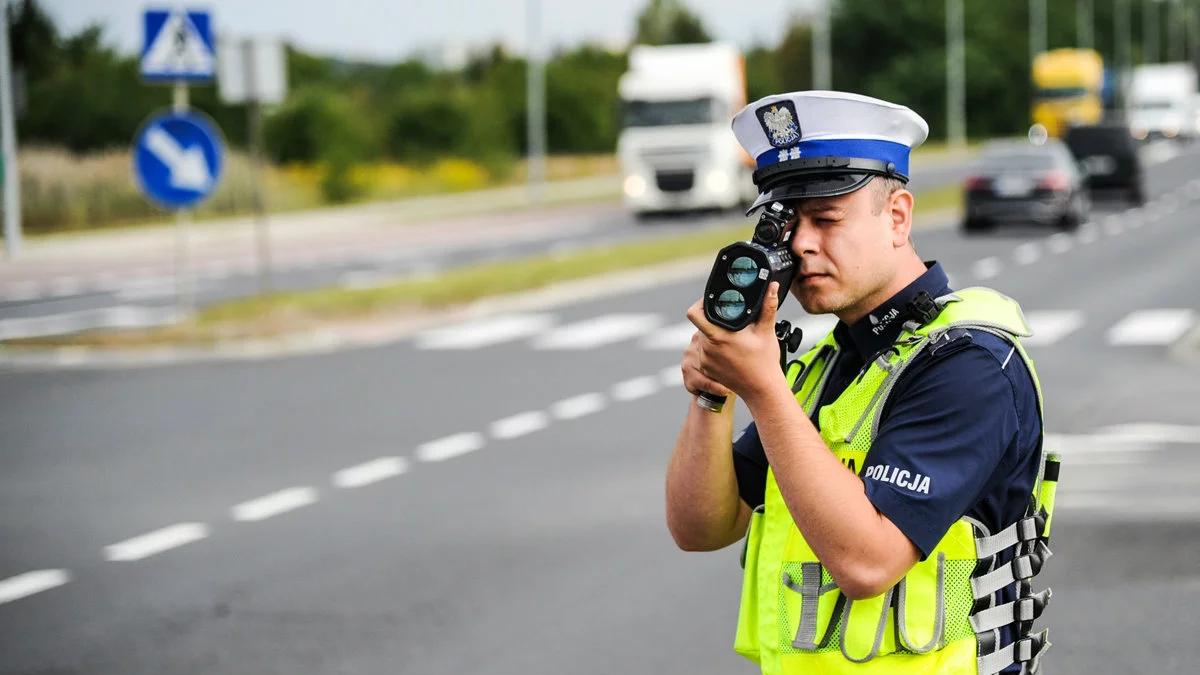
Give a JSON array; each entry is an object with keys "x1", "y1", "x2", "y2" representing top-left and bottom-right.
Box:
[{"x1": 888, "y1": 188, "x2": 914, "y2": 249}]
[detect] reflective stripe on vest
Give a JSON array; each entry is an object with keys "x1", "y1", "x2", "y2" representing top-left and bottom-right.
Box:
[{"x1": 733, "y1": 287, "x2": 1057, "y2": 675}]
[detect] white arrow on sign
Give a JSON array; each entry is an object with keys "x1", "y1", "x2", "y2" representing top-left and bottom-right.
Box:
[{"x1": 144, "y1": 126, "x2": 213, "y2": 192}]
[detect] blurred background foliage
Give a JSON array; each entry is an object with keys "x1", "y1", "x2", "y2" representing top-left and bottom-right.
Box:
[{"x1": 6, "y1": 0, "x2": 1150, "y2": 230}]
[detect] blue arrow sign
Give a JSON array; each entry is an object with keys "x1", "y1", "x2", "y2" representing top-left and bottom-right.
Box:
[
  {"x1": 133, "y1": 110, "x2": 224, "y2": 210},
  {"x1": 141, "y1": 9, "x2": 215, "y2": 82}
]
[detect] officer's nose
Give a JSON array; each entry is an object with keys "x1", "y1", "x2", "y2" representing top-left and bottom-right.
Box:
[{"x1": 790, "y1": 217, "x2": 821, "y2": 258}]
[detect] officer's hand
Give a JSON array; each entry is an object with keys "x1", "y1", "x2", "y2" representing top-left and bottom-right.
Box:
[
  {"x1": 685, "y1": 282, "x2": 787, "y2": 401},
  {"x1": 681, "y1": 330, "x2": 732, "y2": 398}
]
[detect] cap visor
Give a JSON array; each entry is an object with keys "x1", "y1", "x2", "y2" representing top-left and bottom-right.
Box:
[{"x1": 747, "y1": 173, "x2": 875, "y2": 214}]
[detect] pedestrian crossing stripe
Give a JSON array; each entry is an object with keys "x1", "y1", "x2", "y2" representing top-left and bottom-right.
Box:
[{"x1": 410, "y1": 309, "x2": 1196, "y2": 352}]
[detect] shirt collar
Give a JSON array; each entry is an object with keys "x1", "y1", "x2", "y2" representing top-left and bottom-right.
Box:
[{"x1": 838, "y1": 262, "x2": 951, "y2": 358}]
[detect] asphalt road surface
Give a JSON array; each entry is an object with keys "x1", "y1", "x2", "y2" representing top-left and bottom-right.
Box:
[{"x1": 3, "y1": 147, "x2": 1200, "y2": 674}]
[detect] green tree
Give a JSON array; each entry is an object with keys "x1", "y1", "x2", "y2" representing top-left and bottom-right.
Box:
[{"x1": 634, "y1": 0, "x2": 711, "y2": 45}]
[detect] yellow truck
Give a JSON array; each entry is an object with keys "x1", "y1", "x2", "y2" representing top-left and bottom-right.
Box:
[{"x1": 1032, "y1": 49, "x2": 1105, "y2": 138}]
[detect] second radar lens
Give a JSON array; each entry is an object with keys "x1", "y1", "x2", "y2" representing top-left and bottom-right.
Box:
[
  {"x1": 714, "y1": 289, "x2": 747, "y2": 321},
  {"x1": 727, "y1": 256, "x2": 759, "y2": 288}
]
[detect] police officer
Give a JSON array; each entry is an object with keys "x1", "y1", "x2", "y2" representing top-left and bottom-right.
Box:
[{"x1": 665, "y1": 91, "x2": 1059, "y2": 674}]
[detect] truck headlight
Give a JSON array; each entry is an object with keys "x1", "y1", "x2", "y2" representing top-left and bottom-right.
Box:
[
  {"x1": 705, "y1": 170, "x2": 729, "y2": 193},
  {"x1": 1163, "y1": 126, "x2": 1179, "y2": 139},
  {"x1": 624, "y1": 175, "x2": 647, "y2": 198},
  {"x1": 1132, "y1": 127, "x2": 1148, "y2": 140}
]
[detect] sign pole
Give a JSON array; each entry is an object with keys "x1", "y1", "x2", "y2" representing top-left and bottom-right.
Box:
[
  {"x1": 0, "y1": 9, "x2": 21, "y2": 260},
  {"x1": 172, "y1": 80, "x2": 194, "y2": 318},
  {"x1": 243, "y1": 38, "x2": 272, "y2": 293}
]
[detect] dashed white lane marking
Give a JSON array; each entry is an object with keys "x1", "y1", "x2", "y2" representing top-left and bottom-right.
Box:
[
  {"x1": 640, "y1": 321, "x2": 696, "y2": 350},
  {"x1": 490, "y1": 410, "x2": 551, "y2": 440},
  {"x1": 114, "y1": 277, "x2": 177, "y2": 301},
  {"x1": 1102, "y1": 214, "x2": 1124, "y2": 236},
  {"x1": 659, "y1": 364, "x2": 684, "y2": 387},
  {"x1": 333, "y1": 457, "x2": 409, "y2": 488},
  {"x1": 231, "y1": 487, "x2": 318, "y2": 522},
  {"x1": 1024, "y1": 310, "x2": 1084, "y2": 346},
  {"x1": 1046, "y1": 233, "x2": 1073, "y2": 254},
  {"x1": 972, "y1": 256, "x2": 1003, "y2": 280},
  {"x1": 416, "y1": 432, "x2": 485, "y2": 462},
  {"x1": 612, "y1": 375, "x2": 660, "y2": 401},
  {"x1": 550, "y1": 392, "x2": 607, "y2": 420},
  {"x1": 1106, "y1": 309, "x2": 1196, "y2": 346},
  {"x1": 1097, "y1": 423, "x2": 1200, "y2": 444},
  {"x1": 532, "y1": 313, "x2": 663, "y2": 350},
  {"x1": 104, "y1": 523, "x2": 209, "y2": 561},
  {"x1": 1013, "y1": 242, "x2": 1041, "y2": 266},
  {"x1": 0, "y1": 570, "x2": 71, "y2": 605},
  {"x1": 1076, "y1": 221, "x2": 1100, "y2": 243},
  {"x1": 415, "y1": 314, "x2": 555, "y2": 350}
]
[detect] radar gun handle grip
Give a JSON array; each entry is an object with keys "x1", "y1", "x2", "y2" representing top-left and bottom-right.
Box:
[{"x1": 696, "y1": 390, "x2": 728, "y2": 413}]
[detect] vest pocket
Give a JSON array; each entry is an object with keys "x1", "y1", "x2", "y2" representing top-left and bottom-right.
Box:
[
  {"x1": 1039, "y1": 452, "x2": 1061, "y2": 539},
  {"x1": 733, "y1": 506, "x2": 765, "y2": 661},
  {"x1": 895, "y1": 552, "x2": 947, "y2": 653}
]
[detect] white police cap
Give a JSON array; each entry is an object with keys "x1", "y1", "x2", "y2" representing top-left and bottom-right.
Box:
[{"x1": 732, "y1": 90, "x2": 930, "y2": 212}]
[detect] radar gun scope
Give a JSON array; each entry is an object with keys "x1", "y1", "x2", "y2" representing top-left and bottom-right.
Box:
[{"x1": 696, "y1": 201, "x2": 804, "y2": 413}]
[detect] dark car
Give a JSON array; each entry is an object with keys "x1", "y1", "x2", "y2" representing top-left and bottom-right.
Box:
[
  {"x1": 1064, "y1": 123, "x2": 1146, "y2": 205},
  {"x1": 962, "y1": 140, "x2": 1090, "y2": 234}
]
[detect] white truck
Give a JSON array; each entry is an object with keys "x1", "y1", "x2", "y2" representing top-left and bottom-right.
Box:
[
  {"x1": 1128, "y1": 62, "x2": 1200, "y2": 142},
  {"x1": 616, "y1": 43, "x2": 756, "y2": 217}
]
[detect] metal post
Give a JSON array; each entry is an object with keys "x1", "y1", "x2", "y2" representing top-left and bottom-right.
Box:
[
  {"x1": 243, "y1": 38, "x2": 272, "y2": 293},
  {"x1": 172, "y1": 81, "x2": 194, "y2": 317},
  {"x1": 1117, "y1": 0, "x2": 1132, "y2": 113},
  {"x1": 1030, "y1": 0, "x2": 1047, "y2": 67},
  {"x1": 525, "y1": 0, "x2": 546, "y2": 203},
  {"x1": 1077, "y1": 0, "x2": 1095, "y2": 49},
  {"x1": 0, "y1": 9, "x2": 21, "y2": 259},
  {"x1": 1167, "y1": 0, "x2": 1182, "y2": 61},
  {"x1": 946, "y1": 0, "x2": 966, "y2": 149},
  {"x1": 812, "y1": 0, "x2": 832, "y2": 90},
  {"x1": 1143, "y1": 0, "x2": 1159, "y2": 64}
]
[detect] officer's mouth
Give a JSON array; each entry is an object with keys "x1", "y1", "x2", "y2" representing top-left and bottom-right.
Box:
[{"x1": 798, "y1": 272, "x2": 830, "y2": 284}]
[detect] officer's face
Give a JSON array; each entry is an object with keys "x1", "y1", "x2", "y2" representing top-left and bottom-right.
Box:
[{"x1": 786, "y1": 184, "x2": 913, "y2": 322}]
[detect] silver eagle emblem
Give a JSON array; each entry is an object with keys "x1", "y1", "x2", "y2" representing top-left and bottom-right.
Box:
[{"x1": 762, "y1": 105, "x2": 800, "y2": 147}]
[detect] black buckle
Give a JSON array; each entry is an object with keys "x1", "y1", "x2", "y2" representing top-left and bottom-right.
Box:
[
  {"x1": 1015, "y1": 632, "x2": 1046, "y2": 662},
  {"x1": 1011, "y1": 552, "x2": 1043, "y2": 580},
  {"x1": 905, "y1": 291, "x2": 941, "y2": 325}
]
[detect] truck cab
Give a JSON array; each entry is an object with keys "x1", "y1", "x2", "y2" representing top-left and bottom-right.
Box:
[
  {"x1": 617, "y1": 43, "x2": 756, "y2": 217},
  {"x1": 1032, "y1": 49, "x2": 1105, "y2": 138}
]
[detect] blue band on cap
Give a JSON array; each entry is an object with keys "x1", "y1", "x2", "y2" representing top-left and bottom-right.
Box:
[{"x1": 755, "y1": 138, "x2": 911, "y2": 175}]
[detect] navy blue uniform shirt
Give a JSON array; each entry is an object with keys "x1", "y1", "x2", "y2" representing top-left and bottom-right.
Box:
[{"x1": 732, "y1": 262, "x2": 1042, "y2": 558}]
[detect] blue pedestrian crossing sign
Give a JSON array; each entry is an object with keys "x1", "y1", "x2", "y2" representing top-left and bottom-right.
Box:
[
  {"x1": 141, "y1": 9, "x2": 215, "y2": 82},
  {"x1": 133, "y1": 110, "x2": 224, "y2": 209}
]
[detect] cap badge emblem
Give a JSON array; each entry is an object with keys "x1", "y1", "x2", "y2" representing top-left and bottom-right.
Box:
[{"x1": 757, "y1": 101, "x2": 801, "y2": 148}]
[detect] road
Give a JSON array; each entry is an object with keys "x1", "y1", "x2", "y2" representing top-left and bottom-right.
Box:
[{"x1": 3, "y1": 146, "x2": 1200, "y2": 674}]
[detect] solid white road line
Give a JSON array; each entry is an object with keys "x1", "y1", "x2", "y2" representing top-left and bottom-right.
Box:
[
  {"x1": 47, "y1": 276, "x2": 83, "y2": 297},
  {"x1": 640, "y1": 321, "x2": 697, "y2": 350},
  {"x1": 104, "y1": 523, "x2": 210, "y2": 561},
  {"x1": 415, "y1": 314, "x2": 555, "y2": 350},
  {"x1": 0, "y1": 570, "x2": 71, "y2": 605},
  {"x1": 333, "y1": 457, "x2": 409, "y2": 488},
  {"x1": 0, "y1": 305, "x2": 185, "y2": 341},
  {"x1": 972, "y1": 257, "x2": 1003, "y2": 280},
  {"x1": 550, "y1": 393, "x2": 608, "y2": 420},
  {"x1": 2, "y1": 280, "x2": 42, "y2": 302},
  {"x1": 1046, "y1": 232, "x2": 1074, "y2": 254},
  {"x1": 1102, "y1": 214, "x2": 1124, "y2": 236},
  {"x1": 1106, "y1": 309, "x2": 1196, "y2": 346},
  {"x1": 231, "y1": 487, "x2": 318, "y2": 522},
  {"x1": 612, "y1": 375, "x2": 660, "y2": 401},
  {"x1": 416, "y1": 432, "x2": 486, "y2": 462},
  {"x1": 532, "y1": 313, "x2": 663, "y2": 350},
  {"x1": 339, "y1": 270, "x2": 396, "y2": 290},
  {"x1": 490, "y1": 411, "x2": 551, "y2": 440},
  {"x1": 1013, "y1": 242, "x2": 1041, "y2": 266},
  {"x1": 1023, "y1": 310, "x2": 1084, "y2": 346}
]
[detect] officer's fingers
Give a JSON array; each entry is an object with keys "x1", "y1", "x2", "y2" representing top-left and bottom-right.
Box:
[
  {"x1": 686, "y1": 300, "x2": 719, "y2": 339},
  {"x1": 758, "y1": 282, "x2": 781, "y2": 326},
  {"x1": 683, "y1": 368, "x2": 731, "y2": 397}
]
